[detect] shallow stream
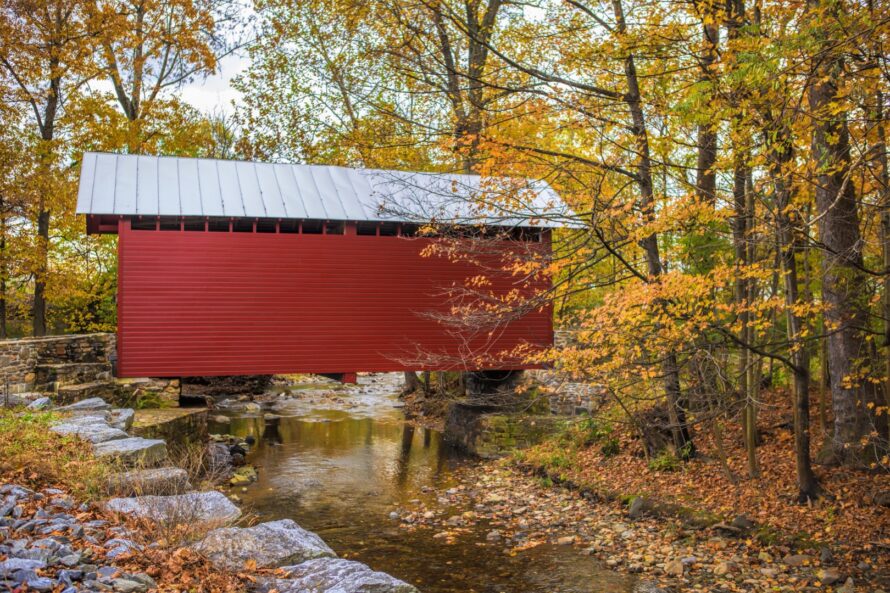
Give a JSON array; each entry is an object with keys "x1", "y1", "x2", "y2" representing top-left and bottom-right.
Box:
[{"x1": 210, "y1": 373, "x2": 634, "y2": 593}]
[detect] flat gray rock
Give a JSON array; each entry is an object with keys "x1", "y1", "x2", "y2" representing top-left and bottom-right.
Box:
[
  {"x1": 3, "y1": 393, "x2": 42, "y2": 407},
  {"x1": 110, "y1": 408, "x2": 135, "y2": 431},
  {"x1": 93, "y1": 437, "x2": 167, "y2": 466},
  {"x1": 52, "y1": 421, "x2": 128, "y2": 444},
  {"x1": 0, "y1": 558, "x2": 47, "y2": 573},
  {"x1": 269, "y1": 558, "x2": 419, "y2": 593},
  {"x1": 105, "y1": 491, "x2": 240, "y2": 525},
  {"x1": 26, "y1": 397, "x2": 52, "y2": 410},
  {"x1": 54, "y1": 413, "x2": 108, "y2": 426},
  {"x1": 193, "y1": 519, "x2": 334, "y2": 570},
  {"x1": 57, "y1": 397, "x2": 111, "y2": 411},
  {"x1": 107, "y1": 467, "x2": 191, "y2": 496}
]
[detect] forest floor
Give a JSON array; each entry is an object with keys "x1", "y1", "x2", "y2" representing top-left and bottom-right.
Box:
[
  {"x1": 400, "y1": 387, "x2": 889, "y2": 592},
  {"x1": 0, "y1": 410, "x2": 250, "y2": 593}
]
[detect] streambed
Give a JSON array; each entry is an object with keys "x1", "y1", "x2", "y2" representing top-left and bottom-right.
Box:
[{"x1": 210, "y1": 373, "x2": 635, "y2": 593}]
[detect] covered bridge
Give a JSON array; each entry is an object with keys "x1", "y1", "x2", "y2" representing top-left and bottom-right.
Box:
[{"x1": 76, "y1": 152, "x2": 567, "y2": 380}]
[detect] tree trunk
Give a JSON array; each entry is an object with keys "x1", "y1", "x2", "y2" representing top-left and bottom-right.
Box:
[
  {"x1": 612, "y1": 0, "x2": 693, "y2": 456},
  {"x1": 807, "y1": 13, "x2": 879, "y2": 462},
  {"x1": 768, "y1": 123, "x2": 818, "y2": 500},
  {"x1": 695, "y1": 12, "x2": 719, "y2": 207},
  {"x1": 0, "y1": 193, "x2": 6, "y2": 339},
  {"x1": 32, "y1": 207, "x2": 49, "y2": 337},
  {"x1": 875, "y1": 89, "x2": 890, "y2": 443},
  {"x1": 402, "y1": 371, "x2": 421, "y2": 395},
  {"x1": 732, "y1": 149, "x2": 758, "y2": 476}
]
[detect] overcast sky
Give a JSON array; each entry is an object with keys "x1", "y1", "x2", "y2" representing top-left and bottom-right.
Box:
[{"x1": 179, "y1": 52, "x2": 250, "y2": 115}]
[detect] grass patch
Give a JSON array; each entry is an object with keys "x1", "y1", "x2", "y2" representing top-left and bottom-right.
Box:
[
  {"x1": 135, "y1": 390, "x2": 166, "y2": 409},
  {"x1": 560, "y1": 417, "x2": 614, "y2": 449},
  {"x1": 600, "y1": 437, "x2": 621, "y2": 457},
  {"x1": 0, "y1": 408, "x2": 111, "y2": 499},
  {"x1": 647, "y1": 449, "x2": 682, "y2": 472}
]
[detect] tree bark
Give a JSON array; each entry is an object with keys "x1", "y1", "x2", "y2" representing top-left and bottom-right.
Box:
[
  {"x1": 0, "y1": 192, "x2": 6, "y2": 339},
  {"x1": 612, "y1": 0, "x2": 693, "y2": 456},
  {"x1": 768, "y1": 122, "x2": 818, "y2": 500},
  {"x1": 807, "y1": 6, "x2": 879, "y2": 461},
  {"x1": 732, "y1": 150, "x2": 758, "y2": 476},
  {"x1": 402, "y1": 371, "x2": 421, "y2": 395},
  {"x1": 695, "y1": 8, "x2": 719, "y2": 207},
  {"x1": 874, "y1": 89, "x2": 890, "y2": 445},
  {"x1": 32, "y1": 206, "x2": 49, "y2": 337}
]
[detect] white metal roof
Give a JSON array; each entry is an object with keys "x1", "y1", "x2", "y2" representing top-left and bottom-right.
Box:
[{"x1": 75, "y1": 152, "x2": 571, "y2": 228}]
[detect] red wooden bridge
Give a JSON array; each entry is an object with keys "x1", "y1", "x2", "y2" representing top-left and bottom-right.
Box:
[{"x1": 76, "y1": 153, "x2": 568, "y2": 381}]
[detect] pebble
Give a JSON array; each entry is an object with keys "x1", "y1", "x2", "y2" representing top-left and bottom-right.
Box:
[
  {"x1": 0, "y1": 558, "x2": 47, "y2": 572},
  {"x1": 0, "y1": 482, "x2": 164, "y2": 593},
  {"x1": 665, "y1": 559, "x2": 685, "y2": 576},
  {"x1": 111, "y1": 577, "x2": 149, "y2": 593},
  {"x1": 817, "y1": 567, "x2": 842, "y2": 585},
  {"x1": 25, "y1": 576, "x2": 55, "y2": 592}
]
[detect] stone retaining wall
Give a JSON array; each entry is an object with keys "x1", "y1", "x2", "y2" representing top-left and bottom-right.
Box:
[{"x1": 0, "y1": 333, "x2": 115, "y2": 394}]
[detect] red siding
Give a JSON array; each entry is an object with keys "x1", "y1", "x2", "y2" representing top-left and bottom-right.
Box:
[{"x1": 117, "y1": 220, "x2": 552, "y2": 377}]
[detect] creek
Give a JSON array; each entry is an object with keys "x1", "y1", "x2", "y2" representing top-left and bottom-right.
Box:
[{"x1": 209, "y1": 373, "x2": 635, "y2": 593}]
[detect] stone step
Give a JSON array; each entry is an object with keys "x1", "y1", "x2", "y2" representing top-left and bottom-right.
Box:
[
  {"x1": 192, "y1": 519, "x2": 334, "y2": 570},
  {"x1": 34, "y1": 362, "x2": 112, "y2": 390},
  {"x1": 265, "y1": 558, "x2": 420, "y2": 593},
  {"x1": 93, "y1": 437, "x2": 167, "y2": 467},
  {"x1": 57, "y1": 397, "x2": 112, "y2": 412},
  {"x1": 107, "y1": 467, "x2": 191, "y2": 496},
  {"x1": 56, "y1": 381, "x2": 117, "y2": 405},
  {"x1": 104, "y1": 491, "x2": 240, "y2": 526},
  {"x1": 51, "y1": 419, "x2": 129, "y2": 444}
]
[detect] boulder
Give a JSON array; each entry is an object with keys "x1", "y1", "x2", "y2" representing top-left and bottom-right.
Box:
[
  {"x1": 51, "y1": 421, "x2": 128, "y2": 444},
  {"x1": 93, "y1": 437, "x2": 167, "y2": 466},
  {"x1": 57, "y1": 397, "x2": 111, "y2": 412},
  {"x1": 267, "y1": 558, "x2": 419, "y2": 593},
  {"x1": 205, "y1": 442, "x2": 233, "y2": 477},
  {"x1": 3, "y1": 393, "x2": 42, "y2": 407},
  {"x1": 106, "y1": 467, "x2": 191, "y2": 496},
  {"x1": 105, "y1": 491, "x2": 240, "y2": 525},
  {"x1": 730, "y1": 514, "x2": 755, "y2": 530},
  {"x1": 193, "y1": 519, "x2": 334, "y2": 570},
  {"x1": 628, "y1": 496, "x2": 650, "y2": 519}
]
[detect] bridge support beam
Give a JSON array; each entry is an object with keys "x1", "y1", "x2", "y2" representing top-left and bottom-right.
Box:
[{"x1": 319, "y1": 372, "x2": 358, "y2": 384}]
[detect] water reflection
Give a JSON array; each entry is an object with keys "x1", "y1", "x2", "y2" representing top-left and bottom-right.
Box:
[{"x1": 212, "y1": 378, "x2": 634, "y2": 593}]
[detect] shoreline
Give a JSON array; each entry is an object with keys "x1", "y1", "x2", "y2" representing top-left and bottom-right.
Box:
[{"x1": 393, "y1": 459, "x2": 888, "y2": 592}]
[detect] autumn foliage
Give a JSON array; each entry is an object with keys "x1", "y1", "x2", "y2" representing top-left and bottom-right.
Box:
[{"x1": 1, "y1": 0, "x2": 888, "y2": 528}]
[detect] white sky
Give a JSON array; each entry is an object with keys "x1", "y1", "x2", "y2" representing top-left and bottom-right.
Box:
[{"x1": 179, "y1": 52, "x2": 250, "y2": 115}]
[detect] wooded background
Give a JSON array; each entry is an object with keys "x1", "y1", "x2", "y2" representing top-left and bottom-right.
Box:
[{"x1": 1, "y1": 0, "x2": 888, "y2": 496}]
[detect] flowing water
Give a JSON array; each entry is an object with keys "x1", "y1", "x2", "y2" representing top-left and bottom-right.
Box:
[{"x1": 209, "y1": 373, "x2": 635, "y2": 593}]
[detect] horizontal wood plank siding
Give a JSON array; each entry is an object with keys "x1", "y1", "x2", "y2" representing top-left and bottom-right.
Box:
[{"x1": 117, "y1": 221, "x2": 553, "y2": 377}]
